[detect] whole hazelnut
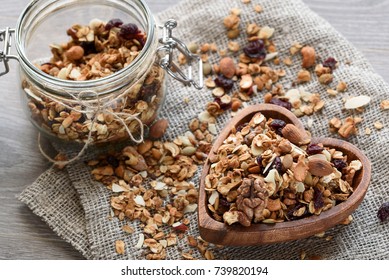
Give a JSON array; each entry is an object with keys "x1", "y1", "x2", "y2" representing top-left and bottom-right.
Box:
[
  {"x1": 231, "y1": 100, "x2": 242, "y2": 111},
  {"x1": 219, "y1": 57, "x2": 235, "y2": 79},
  {"x1": 65, "y1": 46, "x2": 84, "y2": 61},
  {"x1": 301, "y1": 46, "x2": 316, "y2": 68}
]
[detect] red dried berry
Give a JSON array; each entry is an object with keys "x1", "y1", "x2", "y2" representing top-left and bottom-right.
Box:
[
  {"x1": 286, "y1": 203, "x2": 308, "y2": 220},
  {"x1": 272, "y1": 156, "x2": 283, "y2": 174},
  {"x1": 269, "y1": 98, "x2": 292, "y2": 111},
  {"x1": 256, "y1": 156, "x2": 263, "y2": 166},
  {"x1": 172, "y1": 223, "x2": 188, "y2": 232},
  {"x1": 260, "y1": 156, "x2": 282, "y2": 177},
  {"x1": 119, "y1": 23, "x2": 140, "y2": 40},
  {"x1": 140, "y1": 83, "x2": 158, "y2": 103},
  {"x1": 106, "y1": 155, "x2": 119, "y2": 168},
  {"x1": 332, "y1": 159, "x2": 347, "y2": 171},
  {"x1": 219, "y1": 197, "x2": 231, "y2": 209},
  {"x1": 306, "y1": 144, "x2": 324, "y2": 155},
  {"x1": 323, "y1": 57, "x2": 337, "y2": 72},
  {"x1": 243, "y1": 40, "x2": 267, "y2": 59},
  {"x1": 80, "y1": 41, "x2": 97, "y2": 55},
  {"x1": 214, "y1": 97, "x2": 231, "y2": 110},
  {"x1": 313, "y1": 187, "x2": 324, "y2": 210},
  {"x1": 270, "y1": 119, "x2": 286, "y2": 135},
  {"x1": 214, "y1": 75, "x2": 234, "y2": 91},
  {"x1": 377, "y1": 202, "x2": 389, "y2": 222},
  {"x1": 105, "y1": 18, "x2": 123, "y2": 30}
]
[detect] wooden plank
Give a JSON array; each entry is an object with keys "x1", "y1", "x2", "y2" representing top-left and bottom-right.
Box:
[{"x1": 0, "y1": 0, "x2": 388, "y2": 259}]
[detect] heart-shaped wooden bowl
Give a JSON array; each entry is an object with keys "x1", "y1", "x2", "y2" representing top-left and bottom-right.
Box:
[{"x1": 198, "y1": 104, "x2": 371, "y2": 246}]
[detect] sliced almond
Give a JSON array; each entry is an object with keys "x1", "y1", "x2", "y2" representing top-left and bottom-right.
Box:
[
  {"x1": 135, "y1": 233, "x2": 144, "y2": 249},
  {"x1": 344, "y1": 95, "x2": 371, "y2": 109},
  {"x1": 134, "y1": 195, "x2": 146, "y2": 206}
]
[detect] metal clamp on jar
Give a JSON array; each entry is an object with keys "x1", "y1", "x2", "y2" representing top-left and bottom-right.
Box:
[{"x1": 1, "y1": 0, "x2": 203, "y2": 147}]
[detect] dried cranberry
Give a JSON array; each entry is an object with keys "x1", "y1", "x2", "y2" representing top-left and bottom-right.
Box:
[
  {"x1": 256, "y1": 156, "x2": 263, "y2": 166},
  {"x1": 323, "y1": 57, "x2": 337, "y2": 72},
  {"x1": 219, "y1": 197, "x2": 231, "y2": 208},
  {"x1": 377, "y1": 202, "x2": 389, "y2": 222},
  {"x1": 214, "y1": 75, "x2": 234, "y2": 91},
  {"x1": 286, "y1": 204, "x2": 308, "y2": 220},
  {"x1": 35, "y1": 102, "x2": 45, "y2": 110},
  {"x1": 261, "y1": 156, "x2": 283, "y2": 177},
  {"x1": 214, "y1": 97, "x2": 231, "y2": 110},
  {"x1": 105, "y1": 18, "x2": 123, "y2": 30},
  {"x1": 313, "y1": 187, "x2": 324, "y2": 210},
  {"x1": 270, "y1": 119, "x2": 286, "y2": 135},
  {"x1": 273, "y1": 157, "x2": 283, "y2": 174},
  {"x1": 332, "y1": 159, "x2": 347, "y2": 172},
  {"x1": 173, "y1": 223, "x2": 188, "y2": 232},
  {"x1": 78, "y1": 114, "x2": 86, "y2": 124},
  {"x1": 137, "y1": 36, "x2": 146, "y2": 47},
  {"x1": 80, "y1": 41, "x2": 97, "y2": 55},
  {"x1": 247, "y1": 86, "x2": 254, "y2": 96},
  {"x1": 243, "y1": 40, "x2": 267, "y2": 59},
  {"x1": 119, "y1": 23, "x2": 140, "y2": 40},
  {"x1": 106, "y1": 155, "x2": 119, "y2": 168},
  {"x1": 306, "y1": 144, "x2": 324, "y2": 155},
  {"x1": 139, "y1": 83, "x2": 157, "y2": 102},
  {"x1": 269, "y1": 98, "x2": 292, "y2": 111}
]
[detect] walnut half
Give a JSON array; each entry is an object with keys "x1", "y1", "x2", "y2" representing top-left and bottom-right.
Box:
[{"x1": 233, "y1": 178, "x2": 269, "y2": 227}]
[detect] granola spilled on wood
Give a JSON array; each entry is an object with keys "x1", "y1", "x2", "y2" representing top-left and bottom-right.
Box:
[{"x1": 205, "y1": 112, "x2": 362, "y2": 227}]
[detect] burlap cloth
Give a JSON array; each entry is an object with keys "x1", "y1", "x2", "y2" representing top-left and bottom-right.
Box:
[{"x1": 19, "y1": 0, "x2": 389, "y2": 259}]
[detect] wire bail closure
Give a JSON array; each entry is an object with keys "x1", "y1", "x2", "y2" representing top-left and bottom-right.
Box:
[
  {"x1": 0, "y1": 27, "x2": 18, "y2": 76},
  {"x1": 157, "y1": 19, "x2": 203, "y2": 90}
]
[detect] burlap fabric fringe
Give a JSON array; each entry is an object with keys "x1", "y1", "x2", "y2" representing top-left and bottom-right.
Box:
[{"x1": 19, "y1": 0, "x2": 388, "y2": 259}]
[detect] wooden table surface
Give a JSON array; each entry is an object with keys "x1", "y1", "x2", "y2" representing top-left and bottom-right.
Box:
[{"x1": 0, "y1": 0, "x2": 388, "y2": 260}]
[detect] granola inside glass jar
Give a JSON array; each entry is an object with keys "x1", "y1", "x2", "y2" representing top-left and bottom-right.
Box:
[{"x1": 2, "y1": 0, "x2": 202, "y2": 145}]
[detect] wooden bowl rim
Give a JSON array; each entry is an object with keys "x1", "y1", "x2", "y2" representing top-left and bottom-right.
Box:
[{"x1": 198, "y1": 104, "x2": 372, "y2": 246}]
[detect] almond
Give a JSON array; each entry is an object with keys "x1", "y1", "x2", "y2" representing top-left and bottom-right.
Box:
[
  {"x1": 281, "y1": 124, "x2": 311, "y2": 145},
  {"x1": 149, "y1": 119, "x2": 168, "y2": 139},
  {"x1": 308, "y1": 158, "x2": 333, "y2": 177},
  {"x1": 219, "y1": 57, "x2": 235, "y2": 78}
]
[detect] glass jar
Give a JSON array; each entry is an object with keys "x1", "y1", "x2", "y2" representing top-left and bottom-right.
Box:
[{"x1": 0, "y1": 0, "x2": 202, "y2": 145}]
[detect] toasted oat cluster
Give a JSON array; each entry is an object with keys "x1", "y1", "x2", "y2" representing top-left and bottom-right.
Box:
[
  {"x1": 39, "y1": 18, "x2": 147, "y2": 80},
  {"x1": 205, "y1": 112, "x2": 362, "y2": 227},
  {"x1": 25, "y1": 19, "x2": 165, "y2": 143}
]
